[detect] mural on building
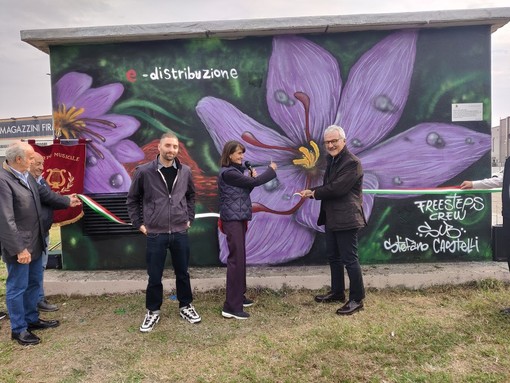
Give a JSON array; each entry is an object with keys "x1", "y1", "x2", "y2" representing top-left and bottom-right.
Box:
[{"x1": 50, "y1": 25, "x2": 492, "y2": 269}]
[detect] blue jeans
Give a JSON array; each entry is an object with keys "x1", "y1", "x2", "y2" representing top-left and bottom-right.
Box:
[
  {"x1": 145, "y1": 232, "x2": 193, "y2": 311},
  {"x1": 38, "y1": 235, "x2": 50, "y2": 303},
  {"x1": 6, "y1": 256, "x2": 43, "y2": 333}
]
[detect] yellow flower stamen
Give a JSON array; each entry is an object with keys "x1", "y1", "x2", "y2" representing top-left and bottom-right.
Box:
[{"x1": 292, "y1": 140, "x2": 320, "y2": 169}]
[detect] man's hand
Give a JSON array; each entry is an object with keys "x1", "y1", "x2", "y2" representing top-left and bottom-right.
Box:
[
  {"x1": 17, "y1": 249, "x2": 31, "y2": 264},
  {"x1": 69, "y1": 194, "x2": 82, "y2": 207},
  {"x1": 297, "y1": 189, "x2": 314, "y2": 198},
  {"x1": 139, "y1": 224, "x2": 148, "y2": 235},
  {"x1": 460, "y1": 181, "x2": 473, "y2": 190}
]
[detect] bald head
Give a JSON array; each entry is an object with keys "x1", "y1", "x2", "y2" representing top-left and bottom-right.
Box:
[{"x1": 30, "y1": 152, "x2": 45, "y2": 178}]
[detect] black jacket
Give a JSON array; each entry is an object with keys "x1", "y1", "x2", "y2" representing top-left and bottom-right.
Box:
[
  {"x1": 502, "y1": 156, "x2": 510, "y2": 219},
  {"x1": 313, "y1": 147, "x2": 367, "y2": 231}
]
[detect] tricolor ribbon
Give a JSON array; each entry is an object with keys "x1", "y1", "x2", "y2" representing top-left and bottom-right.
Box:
[
  {"x1": 363, "y1": 187, "x2": 502, "y2": 195},
  {"x1": 77, "y1": 187, "x2": 501, "y2": 226},
  {"x1": 77, "y1": 194, "x2": 221, "y2": 225},
  {"x1": 77, "y1": 194, "x2": 130, "y2": 225}
]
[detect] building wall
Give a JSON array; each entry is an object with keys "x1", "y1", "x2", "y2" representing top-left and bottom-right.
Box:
[{"x1": 47, "y1": 25, "x2": 494, "y2": 269}]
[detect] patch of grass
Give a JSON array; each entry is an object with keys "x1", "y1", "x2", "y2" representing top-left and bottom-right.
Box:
[{"x1": 2, "y1": 262, "x2": 510, "y2": 382}]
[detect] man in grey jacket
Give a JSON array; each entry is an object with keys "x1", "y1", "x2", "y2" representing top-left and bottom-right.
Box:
[
  {"x1": 0, "y1": 141, "x2": 81, "y2": 345},
  {"x1": 127, "y1": 132, "x2": 201, "y2": 332}
]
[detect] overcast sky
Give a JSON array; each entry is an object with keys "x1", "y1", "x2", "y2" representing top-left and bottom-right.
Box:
[{"x1": 1, "y1": 0, "x2": 509, "y2": 124}]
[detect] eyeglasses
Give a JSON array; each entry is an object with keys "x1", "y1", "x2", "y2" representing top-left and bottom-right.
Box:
[{"x1": 323, "y1": 138, "x2": 342, "y2": 146}]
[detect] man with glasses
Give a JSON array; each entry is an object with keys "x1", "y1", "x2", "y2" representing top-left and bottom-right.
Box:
[{"x1": 298, "y1": 125, "x2": 367, "y2": 315}]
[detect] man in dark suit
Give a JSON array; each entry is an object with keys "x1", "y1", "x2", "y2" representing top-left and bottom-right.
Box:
[
  {"x1": 299, "y1": 125, "x2": 367, "y2": 315},
  {"x1": 29, "y1": 152, "x2": 58, "y2": 312},
  {"x1": 0, "y1": 141, "x2": 81, "y2": 345},
  {"x1": 500, "y1": 157, "x2": 510, "y2": 313}
]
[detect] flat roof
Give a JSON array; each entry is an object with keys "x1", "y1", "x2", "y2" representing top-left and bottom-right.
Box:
[{"x1": 21, "y1": 8, "x2": 510, "y2": 54}]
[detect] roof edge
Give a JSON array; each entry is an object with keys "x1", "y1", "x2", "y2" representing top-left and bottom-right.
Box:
[{"x1": 21, "y1": 7, "x2": 510, "y2": 54}]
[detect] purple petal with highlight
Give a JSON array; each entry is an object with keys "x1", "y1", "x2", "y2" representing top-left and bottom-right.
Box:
[
  {"x1": 338, "y1": 30, "x2": 418, "y2": 155},
  {"x1": 196, "y1": 96, "x2": 296, "y2": 164},
  {"x1": 54, "y1": 72, "x2": 93, "y2": 107},
  {"x1": 84, "y1": 147, "x2": 131, "y2": 193},
  {"x1": 267, "y1": 35, "x2": 342, "y2": 143},
  {"x1": 218, "y1": 213, "x2": 316, "y2": 265},
  {"x1": 87, "y1": 114, "x2": 141, "y2": 146},
  {"x1": 359, "y1": 123, "x2": 490, "y2": 193},
  {"x1": 75, "y1": 84, "x2": 124, "y2": 118}
]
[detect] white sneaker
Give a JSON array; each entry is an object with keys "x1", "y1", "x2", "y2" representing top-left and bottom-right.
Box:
[
  {"x1": 140, "y1": 310, "x2": 160, "y2": 332},
  {"x1": 179, "y1": 304, "x2": 201, "y2": 324}
]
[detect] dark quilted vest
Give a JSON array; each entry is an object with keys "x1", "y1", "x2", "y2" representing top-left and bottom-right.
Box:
[{"x1": 218, "y1": 167, "x2": 252, "y2": 221}]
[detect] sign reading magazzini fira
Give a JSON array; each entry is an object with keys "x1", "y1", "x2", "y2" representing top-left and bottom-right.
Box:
[{"x1": 0, "y1": 116, "x2": 54, "y2": 156}]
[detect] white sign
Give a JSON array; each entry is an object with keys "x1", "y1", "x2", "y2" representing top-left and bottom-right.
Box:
[
  {"x1": 451, "y1": 103, "x2": 483, "y2": 122},
  {"x1": 0, "y1": 116, "x2": 53, "y2": 157}
]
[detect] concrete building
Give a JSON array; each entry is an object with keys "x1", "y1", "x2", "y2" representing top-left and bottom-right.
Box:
[{"x1": 17, "y1": 8, "x2": 510, "y2": 269}]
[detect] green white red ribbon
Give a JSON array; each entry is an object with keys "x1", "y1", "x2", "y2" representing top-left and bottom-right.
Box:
[
  {"x1": 77, "y1": 194, "x2": 220, "y2": 225},
  {"x1": 77, "y1": 194, "x2": 130, "y2": 225},
  {"x1": 78, "y1": 187, "x2": 501, "y2": 226},
  {"x1": 363, "y1": 187, "x2": 501, "y2": 195}
]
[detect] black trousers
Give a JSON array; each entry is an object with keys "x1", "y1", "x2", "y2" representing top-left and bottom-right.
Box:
[
  {"x1": 504, "y1": 217, "x2": 510, "y2": 271},
  {"x1": 325, "y1": 228, "x2": 365, "y2": 302},
  {"x1": 222, "y1": 220, "x2": 247, "y2": 313}
]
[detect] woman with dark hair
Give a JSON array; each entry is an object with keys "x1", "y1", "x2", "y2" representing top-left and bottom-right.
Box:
[{"x1": 218, "y1": 140, "x2": 277, "y2": 319}]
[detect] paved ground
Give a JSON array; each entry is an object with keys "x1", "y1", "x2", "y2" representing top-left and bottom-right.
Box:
[{"x1": 43, "y1": 261, "x2": 510, "y2": 296}]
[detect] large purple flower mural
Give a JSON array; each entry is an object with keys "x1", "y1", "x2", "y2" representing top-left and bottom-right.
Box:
[
  {"x1": 196, "y1": 31, "x2": 490, "y2": 265},
  {"x1": 53, "y1": 72, "x2": 144, "y2": 193}
]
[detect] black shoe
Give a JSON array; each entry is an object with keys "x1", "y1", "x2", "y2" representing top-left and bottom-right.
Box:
[
  {"x1": 221, "y1": 310, "x2": 250, "y2": 320},
  {"x1": 314, "y1": 292, "x2": 346, "y2": 303},
  {"x1": 0, "y1": 311, "x2": 7, "y2": 320},
  {"x1": 243, "y1": 297, "x2": 254, "y2": 307},
  {"x1": 336, "y1": 300, "x2": 364, "y2": 315},
  {"x1": 500, "y1": 307, "x2": 510, "y2": 315},
  {"x1": 38, "y1": 299, "x2": 59, "y2": 312},
  {"x1": 27, "y1": 319, "x2": 60, "y2": 331},
  {"x1": 11, "y1": 330, "x2": 41, "y2": 346}
]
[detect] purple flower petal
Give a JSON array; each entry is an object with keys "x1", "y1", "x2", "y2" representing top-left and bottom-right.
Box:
[
  {"x1": 295, "y1": 198, "x2": 324, "y2": 233},
  {"x1": 54, "y1": 72, "x2": 93, "y2": 107},
  {"x1": 196, "y1": 96, "x2": 296, "y2": 164},
  {"x1": 338, "y1": 30, "x2": 418, "y2": 154},
  {"x1": 267, "y1": 35, "x2": 342, "y2": 143},
  {"x1": 86, "y1": 114, "x2": 141, "y2": 146},
  {"x1": 84, "y1": 147, "x2": 131, "y2": 193},
  {"x1": 249, "y1": 167, "x2": 308, "y2": 212},
  {"x1": 218, "y1": 213, "x2": 316, "y2": 265},
  {"x1": 110, "y1": 140, "x2": 145, "y2": 163},
  {"x1": 359, "y1": 123, "x2": 490, "y2": 193},
  {"x1": 362, "y1": 172, "x2": 379, "y2": 221},
  {"x1": 75, "y1": 84, "x2": 124, "y2": 119}
]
